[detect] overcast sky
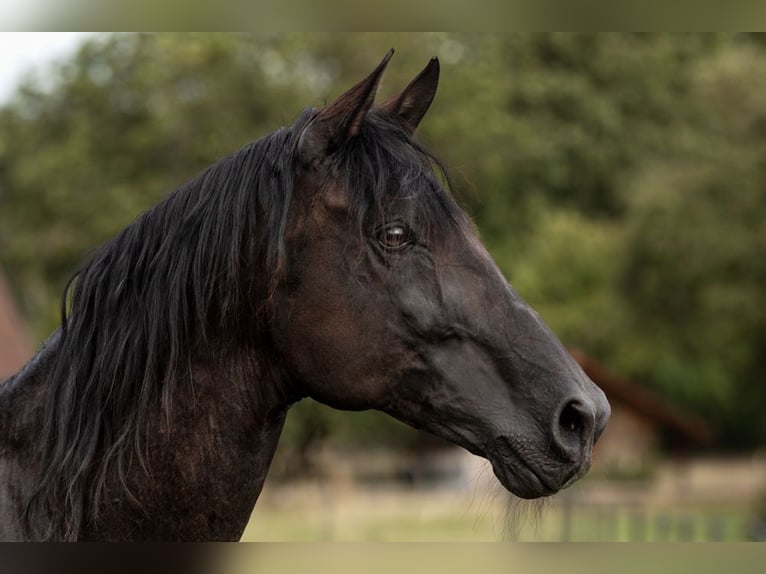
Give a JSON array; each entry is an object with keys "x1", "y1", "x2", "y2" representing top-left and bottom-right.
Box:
[{"x1": 0, "y1": 32, "x2": 101, "y2": 103}]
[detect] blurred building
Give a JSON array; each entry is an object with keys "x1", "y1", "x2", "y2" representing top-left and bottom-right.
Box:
[
  {"x1": 570, "y1": 349, "x2": 716, "y2": 477},
  {"x1": 0, "y1": 268, "x2": 32, "y2": 380}
]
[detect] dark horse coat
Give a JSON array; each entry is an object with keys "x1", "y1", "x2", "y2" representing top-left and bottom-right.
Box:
[{"x1": 0, "y1": 51, "x2": 609, "y2": 541}]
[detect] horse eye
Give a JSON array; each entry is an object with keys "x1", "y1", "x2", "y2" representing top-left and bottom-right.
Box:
[{"x1": 376, "y1": 223, "x2": 413, "y2": 251}]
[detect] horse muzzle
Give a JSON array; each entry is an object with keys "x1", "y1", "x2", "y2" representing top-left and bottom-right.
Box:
[{"x1": 489, "y1": 388, "x2": 610, "y2": 499}]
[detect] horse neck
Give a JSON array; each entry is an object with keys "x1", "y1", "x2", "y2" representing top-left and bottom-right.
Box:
[
  {"x1": 0, "y1": 331, "x2": 60, "y2": 452},
  {"x1": 94, "y1": 335, "x2": 297, "y2": 540},
  {"x1": 0, "y1": 332, "x2": 63, "y2": 540},
  {"x1": 125, "y1": 340, "x2": 293, "y2": 540},
  {"x1": 3, "y1": 331, "x2": 295, "y2": 541}
]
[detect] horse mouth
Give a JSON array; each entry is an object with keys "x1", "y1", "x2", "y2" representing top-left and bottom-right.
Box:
[
  {"x1": 489, "y1": 437, "x2": 581, "y2": 499},
  {"x1": 490, "y1": 455, "x2": 559, "y2": 499}
]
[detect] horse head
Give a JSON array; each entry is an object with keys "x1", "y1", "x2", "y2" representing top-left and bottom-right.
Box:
[{"x1": 272, "y1": 51, "x2": 610, "y2": 499}]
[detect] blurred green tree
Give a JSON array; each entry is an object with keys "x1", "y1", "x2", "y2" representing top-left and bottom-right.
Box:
[{"x1": 1, "y1": 33, "x2": 764, "y2": 451}]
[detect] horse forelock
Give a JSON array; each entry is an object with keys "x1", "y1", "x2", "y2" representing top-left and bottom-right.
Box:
[{"x1": 338, "y1": 110, "x2": 469, "y2": 248}]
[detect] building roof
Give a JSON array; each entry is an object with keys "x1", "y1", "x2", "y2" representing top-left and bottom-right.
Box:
[
  {"x1": 0, "y1": 268, "x2": 32, "y2": 380},
  {"x1": 570, "y1": 349, "x2": 716, "y2": 448}
]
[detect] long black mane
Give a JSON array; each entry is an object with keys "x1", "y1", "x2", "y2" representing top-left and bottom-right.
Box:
[{"x1": 26, "y1": 108, "x2": 465, "y2": 540}]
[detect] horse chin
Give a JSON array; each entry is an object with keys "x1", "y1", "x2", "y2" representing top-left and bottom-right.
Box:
[
  {"x1": 486, "y1": 433, "x2": 591, "y2": 498},
  {"x1": 490, "y1": 458, "x2": 559, "y2": 499}
]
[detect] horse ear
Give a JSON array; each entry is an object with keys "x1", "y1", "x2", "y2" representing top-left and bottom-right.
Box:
[
  {"x1": 299, "y1": 49, "x2": 394, "y2": 160},
  {"x1": 380, "y1": 57, "x2": 439, "y2": 134}
]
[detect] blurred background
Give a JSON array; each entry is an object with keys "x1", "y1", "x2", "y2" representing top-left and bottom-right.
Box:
[{"x1": 1, "y1": 32, "x2": 765, "y2": 541}]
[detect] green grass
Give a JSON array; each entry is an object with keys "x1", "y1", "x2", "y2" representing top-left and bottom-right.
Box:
[{"x1": 241, "y1": 486, "x2": 753, "y2": 541}]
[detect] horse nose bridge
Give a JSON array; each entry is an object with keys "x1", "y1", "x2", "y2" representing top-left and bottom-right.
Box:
[{"x1": 457, "y1": 251, "x2": 613, "y2": 447}]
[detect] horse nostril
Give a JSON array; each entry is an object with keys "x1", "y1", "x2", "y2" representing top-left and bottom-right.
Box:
[
  {"x1": 559, "y1": 402, "x2": 585, "y2": 436},
  {"x1": 553, "y1": 399, "x2": 596, "y2": 461}
]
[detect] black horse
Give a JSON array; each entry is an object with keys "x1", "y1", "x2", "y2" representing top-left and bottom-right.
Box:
[{"x1": 0, "y1": 51, "x2": 609, "y2": 541}]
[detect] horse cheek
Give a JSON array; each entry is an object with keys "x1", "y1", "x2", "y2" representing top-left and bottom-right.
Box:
[{"x1": 275, "y1": 261, "x2": 390, "y2": 410}]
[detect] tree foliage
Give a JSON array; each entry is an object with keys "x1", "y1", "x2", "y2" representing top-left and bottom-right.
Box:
[{"x1": 1, "y1": 33, "x2": 764, "y2": 448}]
